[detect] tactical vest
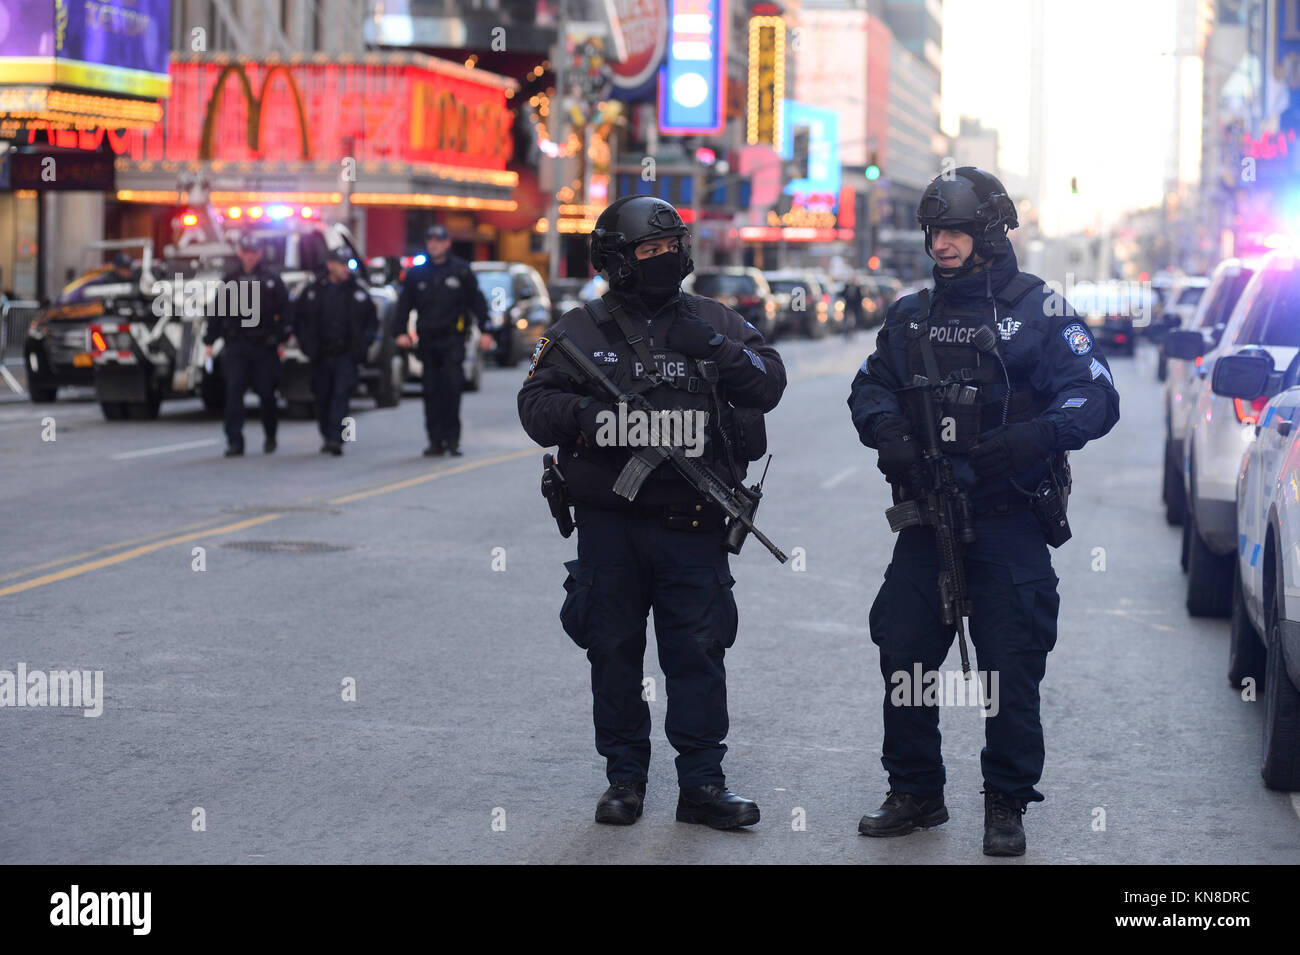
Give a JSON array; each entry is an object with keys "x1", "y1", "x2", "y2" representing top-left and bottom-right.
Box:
[
  {"x1": 899, "y1": 274, "x2": 1048, "y2": 454},
  {"x1": 580, "y1": 294, "x2": 728, "y2": 472}
]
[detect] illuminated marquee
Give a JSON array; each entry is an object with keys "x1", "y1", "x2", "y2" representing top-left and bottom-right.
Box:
[
  {"x1": 747, "y1": 15, "x2": 785, "y2": 150},
  {"x1": 658, "y1": 0, "x2": 728, "y2": 136},
  {"x1": 121, "y1": 54, "x2": 515, "y2": 173}
]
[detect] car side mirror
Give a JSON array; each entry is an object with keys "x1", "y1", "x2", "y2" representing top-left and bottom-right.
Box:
[
  {"x1": 1212, "y1": 352, "x2": 1274, "y2": 400},
  {"x1": 1165, "y1": 330, "x2": 1205, "y2": 360}
]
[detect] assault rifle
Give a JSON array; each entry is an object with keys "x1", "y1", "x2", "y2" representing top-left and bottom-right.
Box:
[{"x1": 535, "y1": 331, "x2": 787, "y2": 563}]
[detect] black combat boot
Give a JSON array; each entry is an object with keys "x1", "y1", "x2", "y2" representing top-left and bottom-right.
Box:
[
  {"x1": 676, "y1": 784, "x2": 760, "y2": 829},
  {"x1": 594, "y1": 781, "x2": 645, "y2": 825},
  {"x1": 858, "y1": 790, "x2": 948, "y2": 837},
  {"x1": 982, "y1": 788, "x2": 1027, "y2": 857},
  {"x1": 224, "y1": 443, "x2": 244, "y2": 457}
]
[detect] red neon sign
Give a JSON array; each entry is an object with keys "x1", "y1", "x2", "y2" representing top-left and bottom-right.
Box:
[{"x1": 1243, "y1": 129, "x2": 1296, "y2": 161}]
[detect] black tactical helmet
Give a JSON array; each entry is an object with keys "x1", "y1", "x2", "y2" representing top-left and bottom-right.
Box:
[
  {"x1": 916, "y1": 166, "x2": 1018, "y2": 263},
  {"x1": 590, "y1": 195, "x2": 694, "y2": 288}
]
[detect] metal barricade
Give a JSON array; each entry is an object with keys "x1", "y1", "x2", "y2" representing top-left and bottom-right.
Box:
[{"x1": 1, "y1": 299, "x2": 43, "y2": 395}]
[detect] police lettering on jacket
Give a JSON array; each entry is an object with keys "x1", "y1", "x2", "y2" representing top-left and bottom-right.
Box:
[
  {"x1": 847, "y1": 256, "x2": 1120, "y2": 495},
  {"x1": 518, "y1": 291, "x2": 787, "y2": 510}
]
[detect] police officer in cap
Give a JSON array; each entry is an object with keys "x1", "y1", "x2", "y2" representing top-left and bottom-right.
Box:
[
  {"x1": 294, "y1": 247, "x2": 377, "y2": 456},
  {"x1": 203, "y1": 234, "x2": 290, "y2": 455},
  {"x1": 393, "y1": 225, "x2": 489, "y2": 457},
  {"x1": 518, "y1": 195, "x2": 786, "y2": 829},
  {"x1": 848, "y1": 167, "x2": 1119, "y2": 855}
]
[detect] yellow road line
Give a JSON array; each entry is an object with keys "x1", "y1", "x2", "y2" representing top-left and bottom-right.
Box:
[
  {"x1": 0, "y1": 514, "x2": 281, "y2": 598},
  {"x1": 328, "y1": 448, "x2": 536, "y2": 504},
  {"x1": 0, "y1": 517, "x2": 248, "y2": 583},
  {"x1": 3, "y1": 447, "x2": 539, "y2": 597}
]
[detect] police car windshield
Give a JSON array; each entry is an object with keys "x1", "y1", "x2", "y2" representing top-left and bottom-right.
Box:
[
  {"x1": 1177, "y1": 286, "x2": 1206, "y2": 305},
  {"x1": 476, "y1": 271, "x2": 513, "y2": 308}
]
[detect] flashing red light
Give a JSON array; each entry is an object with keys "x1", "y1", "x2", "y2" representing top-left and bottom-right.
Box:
[
  {"x1": 1235, "y1": 396, "x2": 1270, "y2": 424},
  {"x1": 1114, "y1": 333, "x2": 1128, "y2": 343},
  {"x1": 89, "y1": 327, "x2": 108, "y2": 353},
  {"x1": 1194, "y1": 355, "x2": 1204, "y2": 367},
  {"x1": 867, "y1": 255, "x2": 881, "y2": 270},
  {"x1": 182, "y1": 213, "x2": 198, "y2": 226}
]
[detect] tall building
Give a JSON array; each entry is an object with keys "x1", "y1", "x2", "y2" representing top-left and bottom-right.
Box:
[{"x1": 952, "y1": 116, "x2": 999, "y2": 174}]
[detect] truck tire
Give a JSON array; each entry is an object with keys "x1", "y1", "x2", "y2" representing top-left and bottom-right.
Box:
[
  {"x1": 126, "y1": 385, "x2": 162, "y2": 420},
  {"x1": 1163, "y1": 437, "x2": 1186, "y2": 526},
  {"x1": 101, "y1": 401, "x2": 128, "y2": 420},
  {"x1": 1229, "y1": 566, "x2": 1266, "y2": 690},
  {"x1": 1262, "y1": 599, "x2": 1300, "y2": 789},
  {"x1": 1186, "y1": 506, "x2": 1233, "y2": 617}
]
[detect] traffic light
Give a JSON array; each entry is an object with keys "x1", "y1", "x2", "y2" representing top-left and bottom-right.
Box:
[
  {"x1": 1070, "y1": 176, "x2": 1078, "y2": 194},
  {"x1": 866, "y1": 151, "x2": 881, "y2": 181},
  {"x1": 867, "y1": 255, "x2": 881, "y2": 270}
]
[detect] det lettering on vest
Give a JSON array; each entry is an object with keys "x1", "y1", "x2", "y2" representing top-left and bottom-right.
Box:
[{"x1": 594, "y1": 404, "x2": 708, "y2": 457}]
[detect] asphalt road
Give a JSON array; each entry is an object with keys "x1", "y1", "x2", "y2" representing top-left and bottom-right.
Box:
[{"x1": 2, "y1": 334, "x2": 1299, "y2": 864}]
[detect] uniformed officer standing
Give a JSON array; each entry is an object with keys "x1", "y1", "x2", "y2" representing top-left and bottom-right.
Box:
[
  {"x1": 203, "y1": 234, "x2": 290, "y2": 456},
  {"x1": 393, "y1": 225, "x2": 489, "y2": 457},
  {"x1": 518, "y1": 196, "x2": 786, "y2": 829},
  {"x1": 293, "y1": 248, "x2": 377, "y2": 456},
  {"x1": 848, "y1": 167, "x2": 1120, "y2": 856}
]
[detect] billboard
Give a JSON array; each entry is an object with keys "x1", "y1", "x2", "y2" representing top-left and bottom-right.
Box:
[
  {"x1": 747, "y1": 14, "x2": 784, "y2": 149},
  {"x1": 657, "y1": 0, "x2": 727, "y2": 136},
  {"x1": 0, "y1": 0, "x2": 171, "y2": 98},
  {"x1": 607, "y1": 0, "x2": 670, "y2": 101},
  {"x1": 782, "y1": 100, "x2": 841, "y2": 209}
]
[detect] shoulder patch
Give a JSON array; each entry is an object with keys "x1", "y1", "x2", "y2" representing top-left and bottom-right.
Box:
[
  {"x1": 743, "y1": 348, "x2": 766, "y2": 373},
  {"x1": 1061, "y1": 322, "x2": 1093, "y2": 355},
  {"x1": 526, "y1": 337, "x2": 549, "y2": 378}
]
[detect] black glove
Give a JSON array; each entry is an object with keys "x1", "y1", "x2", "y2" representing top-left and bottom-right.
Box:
[
  {"x1": 574, "y1": 396, "x2": 616, "y2": 447},
  {"x1": 968, "y1": 419, "x2": 1056, "y2": 479},
  {"x1": 874, "y1": 416, "x2": 921, "y2": 484},
  {"x1": 665, "y1": 313, "x2": 725, "y2": 359}
]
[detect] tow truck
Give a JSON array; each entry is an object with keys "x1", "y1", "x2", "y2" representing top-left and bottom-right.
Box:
[{"x1": 86, "y1": 203, "x2": 402, "y2": 420}]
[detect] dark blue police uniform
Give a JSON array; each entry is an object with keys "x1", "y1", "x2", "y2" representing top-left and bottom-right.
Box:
[
  {"x1": 295, "y1": 275, "x2": 377, "y2": 446},
  {"x1": 848, "y1": 247, "x2": 1120, "y2": 805}
]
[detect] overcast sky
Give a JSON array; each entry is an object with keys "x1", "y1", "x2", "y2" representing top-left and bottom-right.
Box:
[{"x1": 941, "y1": 0, "x2": 1179, "y2": 234}]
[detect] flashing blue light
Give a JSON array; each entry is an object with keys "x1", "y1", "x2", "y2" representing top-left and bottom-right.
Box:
[
  {"x1": 413, "y1": 254, "x2": 427, "y2": 266},
  {"x1": 348, "y1": 258, "x2": 358, "y2": 271},
  {"x1": 267, "y1": 204, "x2": 293, "y2": 220}
]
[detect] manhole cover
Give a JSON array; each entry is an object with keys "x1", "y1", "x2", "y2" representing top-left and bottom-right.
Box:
[
  {"x1": 225, "y1": 505, "x2": 341, "y2": 515},
  {"x1": 220, "y1": 540, "x2": 352, "y2": 553}
]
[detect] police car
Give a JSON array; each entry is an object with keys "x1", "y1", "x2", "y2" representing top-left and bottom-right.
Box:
[
  {"x1": 1171, "y1": 251, "x2": 1300, "y2": 618},
  {"x1": 1161, "y1": 258, "x2": 1257, "y2": 525},
  {"x1": 1212, "y1": 347, "x2": 1300, "y2": 789}
]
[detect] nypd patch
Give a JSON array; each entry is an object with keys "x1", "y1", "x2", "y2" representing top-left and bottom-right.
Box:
[
  {"x1": 1062, "y1": 322, "x2": 1093, "y2": 356},
  {"x1": 526, "y1": 337, "x2": 549, "y2": 378}
]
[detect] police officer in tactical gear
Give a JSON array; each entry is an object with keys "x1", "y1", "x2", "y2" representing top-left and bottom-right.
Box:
[
  {"x1": 848, "y1": 167, "x2": 1119, "y2": 856},
  {"x1": 203, "y1": 234, "x2": 290, "y2": 456},
  {"x1": 518, "y1": 195, "x2": 786, "y2": 829},
  {"x1": 294, "y1": 247, "x2": 378, "y2": 456},
  {"x1": 393, "y1": 225, "x2": 489, "y2": 457}
]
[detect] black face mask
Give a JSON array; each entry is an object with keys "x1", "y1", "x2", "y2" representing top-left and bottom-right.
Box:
[{"x1": 634, "y1": 250, "x2": 684, "y2": 299}]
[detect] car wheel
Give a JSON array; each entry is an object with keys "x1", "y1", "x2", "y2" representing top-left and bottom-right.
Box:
[
  {"x1": 126, "y1": 390, "x2": 162, "y2": 420},
  {"x1": 1163, "y1": 438, "x2": 1186, "y2": 525},
  {"x1": 1180, "y1": 506, "x2": 1191, "y2": 573},
  {"x1": 1186, "y1": 504, "x2": 1234, "y2": 617},
  {"x1": 100, "y1": 401, "x2": 128, "y2": 421},
  {"x1": 1229, "y1": 565, "x2": 1267, "y2": 690},
  {"x1": 1261, "y1": 598, "x2": 1300, "y2": 789},
  {"x1": 372, "y1": 339, "x2": 401, "y2": 408}
]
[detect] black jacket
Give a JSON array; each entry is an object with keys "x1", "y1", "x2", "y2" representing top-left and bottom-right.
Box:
[
  {"x1": 848, "y1": 249, "x2": 1120, "y2": 496},
  {"x1": 518, "y1": 288, "x2": 786, "y2": 509},
  {"x1": 394, "y1": 255, "x2": 489, "y2": 341},
  {"x1": 202, "y1": 264, "x2": 291, "y2": 348},
  {"x1": 294, "y1": 276, "x2": 378, "y2": 365}
]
